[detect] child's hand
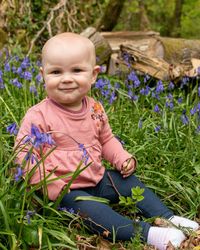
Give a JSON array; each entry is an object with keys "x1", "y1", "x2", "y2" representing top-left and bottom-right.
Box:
[{"x1": 121, "y1": 158, "x2": 136, "y2": 178}]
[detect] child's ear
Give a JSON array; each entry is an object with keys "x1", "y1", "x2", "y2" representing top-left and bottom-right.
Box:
[{"x1": 92, "y1": 65, "x2": 100, "y2": 84}]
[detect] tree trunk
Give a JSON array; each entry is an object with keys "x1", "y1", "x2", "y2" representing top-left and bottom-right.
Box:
[
  {"x1": 166, "y1": 0, "x2": 184, "y2": 37},
  {"x1": 96, "y1": 0, "x2": 125, "y2": 31},
  {"x1": 138, "y1": 0, "x2": 151, "y2": 31}
]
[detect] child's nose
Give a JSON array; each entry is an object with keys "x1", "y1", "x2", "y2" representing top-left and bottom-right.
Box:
[{"x1": 61, "y1": 73, "x2": 73, "y2": 83}]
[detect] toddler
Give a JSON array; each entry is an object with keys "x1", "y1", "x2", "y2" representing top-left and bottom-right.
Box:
[{"x1": 15, "y1": 32, "x2": 199, "y2": 250}]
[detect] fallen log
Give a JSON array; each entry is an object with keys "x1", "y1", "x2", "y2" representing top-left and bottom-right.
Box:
[{"x1": 81, "y1": 28, "x2": 200, "y2": 81}]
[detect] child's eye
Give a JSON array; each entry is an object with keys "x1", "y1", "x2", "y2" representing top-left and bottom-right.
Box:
[
  {"x1": 51, "y1": 70, "x2": 60, "y2": 74},
  {"x1": 73, "y1": 68, "x2": 83, "y2": 73}
]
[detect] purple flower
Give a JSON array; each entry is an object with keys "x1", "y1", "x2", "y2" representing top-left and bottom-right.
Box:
[
  {"x1": 11, "y1": 78, "x2": 22, "y2": 88},
  {"x1": 155, "y1": 125, "x2": 161, "y2": 133},
  {"x1": 127, "y1": 71, "x2": 140, "y2": 88},
  {"x1": 140, "y1": 86, "x2": 150, "y2": 96},
  {"x1": 100, "y1": 65, "x2": 107, "y2": 73},
  {"x1": 35, "y1": 73, "x2": 42, "y2": 84},
  {"x1": 151, "y1": 91, "x2": 160, "y2": 100},
  {"x1": 58, "y1": 206, "x2": 75, "y2": 214},
  {"x1": 177, "y1": 97, "x2": 183, "y2": 104},
  {"x1": 109, "y1": 91, "x2": 116, "y2": 104},
  {"x1": 25, "y1": 124, "x2": 55, "y2": 148},
  {"x1": 6, "y1": 122, "x2": 18, "y2": 135},
  {"x1": 154, "y1": 104, "x2": 160, "y2": 113},
  {"x1": 181, "y1": 111, "x2": 189, "y2": 125},
  {"x1": 14, "y1": 166, "x2": 23, "y2": 181},
  {"x1": 78, "y1": 143, "x2": 89, "y2": 165},
  {"x1": 144, "y1": 74, "x2": 150, "y2": 83},
  {"x1": 26, "y1": 210, "x2": 35, "y2": 224},
  {"x1": 21, "y1": 71, "x2": 32, "y2": 80},
  {"x1": 4, "y1": 62, "x2": 10, "y2": 72},
  {"x1": 21, "y1": 57, "x2": 31, "y2": 69},
  {"x1": 165, "y1": 101, "x2": 174, "y2": 110},
  {"x1": 17, "y1": 67, "x2": 22, "y2": 75},
  {"x1": 190, "y1": 106, "x2": 197, "y2": 115},
  {"x1": 30, "y1": 85, "x2": 38, "y2": 95},
  {"x1": 168, "y1": 81, "x2": 175, "y2": 90},
  {"x1": 156, "y1": 80, "x2": 164, "y2": 94},
  {"x1": 138, "y1": 119, "x2": 143, "y2": 129}
]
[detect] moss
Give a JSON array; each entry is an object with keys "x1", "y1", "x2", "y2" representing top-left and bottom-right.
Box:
[{"x1": 159, "y1": 37, "x2": 200, "y2": 64}]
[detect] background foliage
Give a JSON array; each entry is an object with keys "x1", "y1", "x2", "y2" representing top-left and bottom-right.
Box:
[{"x1": 1, "y1": 0, "x2": 200, "y2": 54}]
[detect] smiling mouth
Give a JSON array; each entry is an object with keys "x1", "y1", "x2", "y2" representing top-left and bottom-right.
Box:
[{"x1": 59, "y1": 88, "x2": 77, "y2": 91}]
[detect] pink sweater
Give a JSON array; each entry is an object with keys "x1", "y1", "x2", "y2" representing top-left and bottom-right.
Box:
[{"x1": 15, "y1": 96, "x2": 132, "y2": 200}]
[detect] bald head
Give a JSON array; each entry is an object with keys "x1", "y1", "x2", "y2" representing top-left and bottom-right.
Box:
[{"x1": 41, "y1": 32, "x2": 96, "y2": 67}]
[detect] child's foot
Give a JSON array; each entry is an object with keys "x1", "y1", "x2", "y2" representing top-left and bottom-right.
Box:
[
  {"x1": 169, "y1": 215, "x2": 199, "y2": 230},
  {"x1": 147, "y1": 226, "x2": 186, "y2": 250}
]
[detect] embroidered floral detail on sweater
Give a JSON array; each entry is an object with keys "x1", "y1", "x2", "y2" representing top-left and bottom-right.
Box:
[{"x1": 91, "y1": 102, "x2": 104, "y2": 122}]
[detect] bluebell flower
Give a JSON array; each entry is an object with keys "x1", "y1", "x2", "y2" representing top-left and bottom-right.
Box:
[
  {"x1": 138, "y1": 119, "x2": 143, "y2": 129},
  {"x1": 12, "y1": 66, "x2": 17, "y2": 73},
  {"x1": 165, "y1": 101, "x2": 174, "y2": 110},
  {"x1": 156, "y1": 80, "x2": 164, "y2": 94},
  {"x1": 143, "y1": 74, "x2": 150, "y2": 83},
  {"x1": 17, "y1": 67, "x2": 22, "y2": 75},
  {"x1": 127, "y1": 71, "x2": 140, "y2": 88},
  {"x1": 166, "y1": 93, "x2": 173, "y2": 100},
  {"x1": 58, "y1": 206, "x2": 75, "y2": 214},
  {"x1": 177, "y1": 97, "x2": 183, "y2": 104},
  {"x1": 26, "y1": 210, "x2": 35, "y2": 224},
  {"x1": 21, "y1": 57, "x2": 31, "y2": 69},
  {"x1": 6, "y1": 122, "x2": 18, "y2": 135},
  {"x1": 155, "y1": 125, "x2": 161, "y2": 133},
  {"x1": 24, "y1": 124, "x2": 55, "y2": 148},
  {"x1": 30, "y1": 85, "x2": 38, "y2": 95},
  {"x1": 140, "y1": 86, "x2": 150, "y2": 96},
  {"x1": 14, "y1": 166, "x2": 23, "y2": 181},
  {"x1": 109, "y1": 91, "x2": 116, "y2": 104},
  {"x1": 190, "y1": 106, "x2": 197, "y2": 115},
  {"x1": 181, "y1": 111, "x2": 189, "y2": 125},
  {"x1": 78, "y1": 143, "x2": 89, "y2": 165},
  {"x1": 35, "y1": 73, "x2": 42, "y2": 84},
  {"x1": 100, "y1": 65, "x2": 107, "y2": 73},
  {"x1": 122, "y1": 52, "x2": 131, "y2": 67},
  {"x1": 151, "y1": 91, "x2": 160, "y2": 100},
  {"x1": 154, "y1": 104, "x2": 160, "y2": 113},
  {"x1": 21, "y1": 71, "x2": 32, "y2": 81},
  {"x1": 11, "y1": 78, "x2": 22, "y2": 88},
  {"x1": 4, "y1": 62, "x2": 10, "y2": 72},
  {"x1": 168, "y1": 82, "x2": 175, "y2": 90}
]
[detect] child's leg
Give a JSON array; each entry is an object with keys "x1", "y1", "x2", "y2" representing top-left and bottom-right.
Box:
[
  {"x1": 60, "y1": 189, "x2": 151, "y2": 241},
  {"x1": 100, "y1": 170, "x2": 173, "y2": 219}
]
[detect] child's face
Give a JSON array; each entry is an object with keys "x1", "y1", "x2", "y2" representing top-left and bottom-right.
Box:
[{"x1": 41, "y1": 35, "x2": 100, "y2": 110}]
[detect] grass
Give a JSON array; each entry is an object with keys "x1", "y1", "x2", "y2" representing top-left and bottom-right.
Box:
[{"x1": 0, "y1": 48, "x2": 200, "y2": 249}]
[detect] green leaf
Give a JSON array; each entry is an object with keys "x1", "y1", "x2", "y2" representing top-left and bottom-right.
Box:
[{"x1": 75, "y1": 196, "x2": 110, "y2": 204}]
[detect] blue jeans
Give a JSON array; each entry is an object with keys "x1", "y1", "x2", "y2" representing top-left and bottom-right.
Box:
[{"x1": 60, "y1": 170, "x2": 173, "y2": 241}]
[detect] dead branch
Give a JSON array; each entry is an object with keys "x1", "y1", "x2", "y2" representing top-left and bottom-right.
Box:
[{"x1": 27, "y1": 0, "x2": 67, "y2": 56}]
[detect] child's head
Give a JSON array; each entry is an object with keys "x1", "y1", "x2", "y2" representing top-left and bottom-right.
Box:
[{"x1": 40, "y1": 32, "x2": 100, "y2": 110}]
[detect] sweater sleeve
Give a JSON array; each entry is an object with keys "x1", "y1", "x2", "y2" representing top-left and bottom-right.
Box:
[
  {"x1": 99, "y1": 107, "x2": 132, "y2": 171},
  {"x1": 15, "y1": 108, "x2": 66, "y2": 201}
]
